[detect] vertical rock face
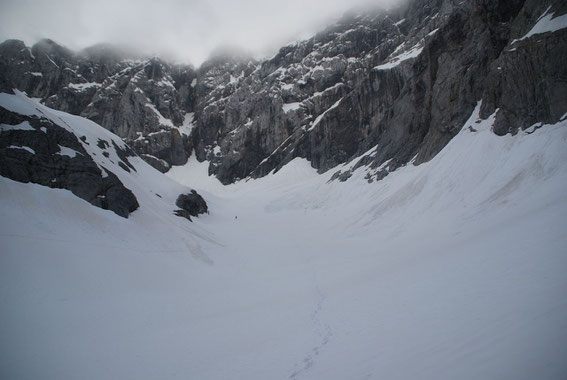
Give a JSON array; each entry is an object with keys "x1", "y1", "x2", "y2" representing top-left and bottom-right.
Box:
[
  {"x1": 1, "y1": 0, "x2": 566, "y2": 184},
  {"x1": 480, "y1": 0, "x2": 567, "y2": 135},
  {"x1": 191, "y1": 0, "x2": 567, "y2": 184}
]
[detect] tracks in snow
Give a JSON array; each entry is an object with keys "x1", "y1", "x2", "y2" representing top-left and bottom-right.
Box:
[{"x1": 289, "y1": 285, "x2": 334, "y2": 380}]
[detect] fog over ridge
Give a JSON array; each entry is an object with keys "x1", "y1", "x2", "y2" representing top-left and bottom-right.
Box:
[{"x1": 0, "y1": 0, "x2": 403, "y2": 66}]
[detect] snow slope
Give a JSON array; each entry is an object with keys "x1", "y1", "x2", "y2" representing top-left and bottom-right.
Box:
[
  {"x1": 2, "y1": 99, "x2": 567, "y2": 379},
  {"x1": 513, "y1": 5, "x2": 567, "y2": 42}
]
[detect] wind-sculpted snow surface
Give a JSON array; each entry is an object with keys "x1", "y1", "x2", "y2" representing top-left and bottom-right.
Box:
[{"x1": 2, "y1": 103, "x2": 567, "y2": 379}]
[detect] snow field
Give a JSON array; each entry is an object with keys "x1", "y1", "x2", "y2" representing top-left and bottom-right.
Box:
[{"x1": 1, "y1": 93, "x2": 567, "y2": 379}]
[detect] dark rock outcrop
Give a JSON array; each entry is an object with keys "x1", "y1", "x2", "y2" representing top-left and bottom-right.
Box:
[
  {"x1": 139, "y1": 153, "x2": 170, "y2": 173},
  {"x1": 0, "y1": 107, "x2": 139, "y2": 218},
  {"x1": 174, "y1": 190, "x2": 208, "y2": 221}
]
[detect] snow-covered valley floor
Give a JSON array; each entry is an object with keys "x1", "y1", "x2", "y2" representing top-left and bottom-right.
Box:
[{"x1": 2, "y1": 110, "x2": 567, "y2": 379}]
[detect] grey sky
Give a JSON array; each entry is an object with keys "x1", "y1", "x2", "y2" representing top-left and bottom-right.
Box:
[{"x1": 0, "y1": 0, "x2": 399, "y2": 66}]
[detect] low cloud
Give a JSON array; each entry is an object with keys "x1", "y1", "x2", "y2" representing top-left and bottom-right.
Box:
[{"x1": 0, "y1": 0, "x2": 402, "y2": 66}]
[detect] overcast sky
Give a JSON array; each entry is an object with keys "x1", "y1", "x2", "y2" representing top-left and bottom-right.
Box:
[{"x1": 0, "y1": 0, "x2": 399, "y2": 66}]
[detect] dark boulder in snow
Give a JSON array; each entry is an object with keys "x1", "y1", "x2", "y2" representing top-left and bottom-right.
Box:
[{"x1": 174, "y1": 190, "x2": 208, "y2": 221}]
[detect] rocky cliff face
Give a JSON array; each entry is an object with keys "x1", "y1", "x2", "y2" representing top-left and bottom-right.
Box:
[
  {"x1": 0, "y1": 40, "x2": 197, "y2": 172},
  {"x1": 192, "y1": 0, "x2": 567, "y2": 184},
  {"x1": 1, "y1": 0, "x2": 566, "y2": 183}
]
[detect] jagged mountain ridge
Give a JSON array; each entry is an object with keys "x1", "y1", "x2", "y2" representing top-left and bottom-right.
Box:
[
  {"x1": 1, "y1": 0, "x2": 566, "y2": 184},
  {"x1": 0, "y1": 39, "x2": 197, "y2": 172}
]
